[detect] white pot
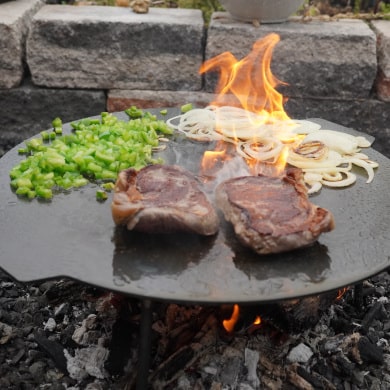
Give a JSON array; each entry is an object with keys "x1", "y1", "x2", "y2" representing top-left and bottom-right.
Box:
[{"x1": 219, "y1": 0, "x2": 305, "y2": 23}]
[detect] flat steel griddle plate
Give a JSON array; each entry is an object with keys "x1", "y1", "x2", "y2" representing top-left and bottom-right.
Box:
[{"x1": 1, "y1": 109, "x2": 389, "y2": 304}]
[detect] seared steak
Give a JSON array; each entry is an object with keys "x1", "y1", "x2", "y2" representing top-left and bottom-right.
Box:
[
  {"x1": 216, "y1": 168, "x2": 335, "y2": 254},
  {"x1": 111, "y1": 164, "x2": 219, "y2": 235}
]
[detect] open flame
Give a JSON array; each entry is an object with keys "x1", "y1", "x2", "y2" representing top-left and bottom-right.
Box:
[
  {"x1": 337, "y1": 287, "x2": 349, "y2": 300},
  {"x1": 200, "y1": 33, "x2": 290, "y2": 124},
  {"x1": 201, "y1": 143, "x2": 227, "y2": 176},
  {"x1": 222, "y1": 305, "x2": 263, "y2": 333},
  {"x1": 200, "y1": 33, "x2": 294, "y2": 174},
  {"x1": 222, "y1": 304, "x2": 240, "y2": 333}
]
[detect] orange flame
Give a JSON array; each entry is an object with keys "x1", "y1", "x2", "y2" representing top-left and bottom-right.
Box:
[
  {"x1": 274, "y1": 145, "x2": 290, "y2": 176},
  {"x1": 337, "y1": 287, "x2": 349, "y2": 300},
  {"x1": 201, "y1": 149, "x2": 226, "y2": 172},
  {"x1": 200, "y1": 33, "x2": 289, "y2": 121},
  {"x1": 198, "y1": 34, "x2": 295, "y2": 175},
  {"x1": 253, "y1": 315, "x2": 262, "y2": 325},
  {"x1": 223, "y1": 304, "x2": 240, "y2": 333}
]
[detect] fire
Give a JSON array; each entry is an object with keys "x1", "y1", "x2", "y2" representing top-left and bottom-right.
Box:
[
  {"x1": 274, "y1": 145, "x2": 290, "y2": 176},
  {"x1": 199, "y1": 33, "x2": 296, "y2": 174},
  {"x1": 222, "y1": 305, "x2": 263, "y2": 334},
  {"x1": 199, "y1": 33, "x2": 289, "y2": 123},
  {"x1": 223, "y1": 304, "x2": 240, "y2": 333},
  {"x1": 201, "y1": 148, "x2": 226, "y2": 173},
  {"x1": 337, "y1": 287, "x2": 349, "y2": 300}
]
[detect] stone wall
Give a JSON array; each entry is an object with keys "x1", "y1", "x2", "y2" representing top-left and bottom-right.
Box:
[{"x1": 1, "y1": 1, "x2": 390, "y2": 157}]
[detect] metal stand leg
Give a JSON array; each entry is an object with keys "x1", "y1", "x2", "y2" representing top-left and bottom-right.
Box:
[
  {"x1": 136, "y1": 299, "x2": 153, "y2": 390},
  {"x1": 354, "y1": 282, "x2": 364, "y2": 311}
]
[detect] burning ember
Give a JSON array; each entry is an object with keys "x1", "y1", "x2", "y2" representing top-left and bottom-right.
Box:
[{"x1": 167, "y1": 34, "x2": 378, "y2": 193}]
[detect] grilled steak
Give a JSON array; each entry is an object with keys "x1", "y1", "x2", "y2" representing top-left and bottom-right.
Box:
[
  {"x1": 111, "y1": 164, "x2": 219, "y2": 235},
  {"x1": 216, "y1": 168, "x2": 335, "y2": 254}
]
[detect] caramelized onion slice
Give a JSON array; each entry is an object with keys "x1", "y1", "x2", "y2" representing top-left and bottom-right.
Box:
[
  {"x1": 236, "y1": 138, "x2": 284, "y2": 163},
  {"x1": 288, "y1": 150, "x2": 343, "y2": 169},
  {"x1": 303, "y1": 130, "x2": 371, "y2": 155}
]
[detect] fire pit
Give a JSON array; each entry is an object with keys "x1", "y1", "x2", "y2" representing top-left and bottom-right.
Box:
[
  {"x1": 1, "y1": 32, "x2": 389, "y2": 388},
  {"x1": 1, "y1": 108, "x2": 390, "y2": 389},
  {"x1": 0, "y1": 109, "x2": 389, "y2": 305}
]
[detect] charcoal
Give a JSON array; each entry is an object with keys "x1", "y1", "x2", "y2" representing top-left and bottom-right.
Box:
[
  {"x1": 357, "y1": 336, "x2": 384, "y2": 365},
  {"x1": 1, "y1": 266, "x2": 390, "y2": 389},
  {"x1": 296, "y1": 365, "x2": 329, "y2": 389},
  {"x1": 34, "y1": 331, "x2": 68, "y2": 373},
  {"x1": 152, "y1": 346, "x2": 195, "y2": 383},
  {"x1": 331, "y1": 354, "x2": 356, "y2": 377},
  {"x1": 362, "y1": 301, "x2": 387, "y2": 330},
  {"x1": 28, "y1": 360, "x2": 47, "y2": 381},
  {"x1": 12, "y1": 348, "x2": 26, "y2": 364}
]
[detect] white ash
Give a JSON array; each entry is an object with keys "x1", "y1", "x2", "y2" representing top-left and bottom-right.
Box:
[
  {"x1": 43, "y1": 317, "x2": 57, "y2": 332},
  {"x1": 244, "y1": 348, "x2": 260, "y2": 388},
  {"x1": 64, "y1": 340, "x2": 109, "y2": 381},
  {"x1": 72, "y1": 314, "x2": 98, "y2": 345},
  {"x1": 287, "y1": 342, "x2": 314, "y2": 363}
]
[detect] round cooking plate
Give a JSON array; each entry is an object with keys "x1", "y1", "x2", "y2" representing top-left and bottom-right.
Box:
[{"x1": 0, "y1": 109, "x2": 389, "y2": 304}]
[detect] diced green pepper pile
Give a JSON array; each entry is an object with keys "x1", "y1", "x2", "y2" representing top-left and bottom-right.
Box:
[{"x1": 9, "y1": 108, "x2": 172, "y2": 201}]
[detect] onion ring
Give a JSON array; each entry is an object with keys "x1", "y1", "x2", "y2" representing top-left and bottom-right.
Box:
[{"x1": 165, "y1": 106, "x2": 379, "y2": 191}]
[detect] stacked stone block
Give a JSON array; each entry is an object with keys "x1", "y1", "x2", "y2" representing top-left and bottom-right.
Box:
[
  {"x1": 0, "y1": 0, "x2": 44, "y2": 89},
  {"x1": 0, "y1": 2, "x2": 389, "y2": 157},
  {"x1": 372, "y1": 20, "x2": 390, "y2": 102},
  {"x1": 27, "y1": 5, "x2": 204, "y2": 91}
]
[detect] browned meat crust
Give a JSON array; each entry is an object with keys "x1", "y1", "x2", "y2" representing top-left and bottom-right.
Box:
[
  {"x1": 111, "y1": 164, "x2": 219, "y2": 235},
  {"x1": 216, "y1": 168, "x2": 335, "y2": 254}
]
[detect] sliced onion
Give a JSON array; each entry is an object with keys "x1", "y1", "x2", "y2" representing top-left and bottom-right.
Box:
[
  {"x1": 217, "y1": 124, "x2": 271, "y2": 140},
  {"x1": 291, "y1": 120, "x2": 322, "y2": 134},
  {"x1": 356, "y1": 136, "x2": 372, "y2": 148},
  {"x1": 293, "y1": 141, "x2": 328, "y2": 160},
  {"x1": 303, "y1": 164, "x2": 352, "y2": 174},
  {"x1": 321, "y1": 171, "x2": 356, "y2": 188},
  {"x1": 165, "y1": 106, "x2": 378, "y2": 190},
  {"x1": 307, "y1": 181, "x2": 323, "y2": 194},
  {"x1": 303, "y1": 130, "x2": 360, "y2": 155},
  {"x1": 322, "y1": 172, "x2": 343, "y2": 182},
  {"x1": 349, "y1": 157, "x2": 376, "y2": 183},
  {"x1": 288, "y1": 150, "x2": 343, "y2": 169},
  {"x1": 304, "y1": 172, "x2": 323, "y2": 194},
  {"x1": 350, "y1": 153, "x2": 379, "y2": 168},
  {"x1": 304, "y1": 172, "x2": 323, "y2": 182},
  {"x1": 236, "y1": 138, "x2": 283, "y2": 162},
  {"x1": 171, "y1": 108, "x2": 220, "y2": 141}
]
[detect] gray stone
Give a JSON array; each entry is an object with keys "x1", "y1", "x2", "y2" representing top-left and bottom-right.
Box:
[
  {"x1": 0, "y1": 0, "x2": 44, "y2": 89},
  {"x1": 372, "y1": 21, "x2": 390, "y2": 78},
  {"x1": 372, "y1": 20, "x2": 390, "y2": 102},
  {"x1": 205, "y1": 13, "x2": 377, "y2": 99},
  {"x1": 0, "y1": 79, "x2": 106, "y2": 149},
  {"x1": 27, "y1": 5, "x2": 204, "y2": 91}
]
